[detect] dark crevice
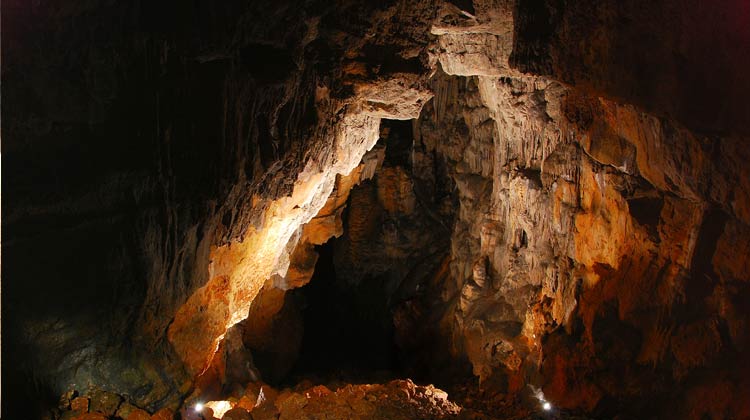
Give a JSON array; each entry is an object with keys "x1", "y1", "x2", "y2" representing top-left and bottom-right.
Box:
[
  {"x1": 381, "y1": 119, "x2": 414, "y2": 168},
  {"x1": 686, "y1": 208, "x2": 729, "y2": 312},
  {"x1": 274, "y1": 119, "x2": 456, "y2": 390},
  {"x1": 446, "y1": 0, "x2": 475, "y2": 15},
  {"x1": 287, "y1": 239, "x2": 402, "y2": 383},
  {"x1": 627, "y1": 196, "x2": 663, "y2": 240},
  {"x1": 360, "y1": 44, "x2": 425, "y2": 75},
  {"x1": 239, "y1": 43, "x2": 297, "y2": 83}
]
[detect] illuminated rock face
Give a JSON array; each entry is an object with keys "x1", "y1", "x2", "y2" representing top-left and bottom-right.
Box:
[
  {"x1": 421, "y1": 1, "x2": 750, "y2": 416},
  {"x1": 418, "y1": 68, "x2": 750, "y2": 416},
  {"x1": 4, "y1": 1, "x2": 434, "y2": 415},
  {"x1": 4, "y1": 0, "x2": 749, "y2": 418}
]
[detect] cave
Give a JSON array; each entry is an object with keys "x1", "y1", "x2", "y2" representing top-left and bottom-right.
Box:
[
  {"x1": 4, "y1": 1, "x2": 750, "y2": 419},
  {"x1": 263, "y1": 119, "x2": 462, "y2": 388},
  {"x1": 232, "y1": 118, "x2": 464, "y2": 391},
  {"x1": 289, "y1": 239, "x2": 401, "y2": 382}
]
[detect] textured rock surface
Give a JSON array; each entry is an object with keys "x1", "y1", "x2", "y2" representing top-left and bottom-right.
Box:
[
  {"x1": 4, "y1": 0, "x2": 749, "y2": 418},
  {"x1": 4, "y1": 0, "x2": 435, "y2": 415},
  {"x1": 272, "y1": 380, "x2": 461, "y2": 420},
  {"x1": 418, "y1": 68, "x2": 750, "y2": 416},
  {"x1": 55, "y1": 381, "x2": 450, "y2": 420},
  {"x1": 52, "y1": 381, "x2": 603, "y2": 420},
  {"x1": 511, "y1": 0, "x2": 750, "y2": 135},
  {"x1": 418, "y1": 2, "x2": 750, "y2": 417}
]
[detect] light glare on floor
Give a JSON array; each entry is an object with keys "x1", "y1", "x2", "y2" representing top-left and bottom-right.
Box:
[{"x1": 205, "y1": 400, "x2": 233, "y2": 418}]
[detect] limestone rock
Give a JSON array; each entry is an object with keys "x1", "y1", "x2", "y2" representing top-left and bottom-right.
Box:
[
  {"x1": 88, "y1": 390, "x2": 122, "y2": 416},
  {"x1": 72, "y1": 414, "x2": 108, "y2": 420},
  {"x1": 115, "y1": 403, "x2": 142, "y2": 420},
  {"x1": 150, "y1": 408, "x2": 175, "y2": 420},
  {"x1": 274, "y1": 380, "x2": 460, "y2": 420},
  {"x1": 70, "y1": 397, "x2": 89, "y2": 413},
  {"x1": 222, "y1": 407, "x2": 251, "y2": 420},
  {"x1": 126, "y1": 408, "x2": 152, "y2": 420}
]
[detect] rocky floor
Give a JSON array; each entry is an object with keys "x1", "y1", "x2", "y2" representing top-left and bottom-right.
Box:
[{"x1": 50, "y1": 379, "x2": 595, "y2": 420}]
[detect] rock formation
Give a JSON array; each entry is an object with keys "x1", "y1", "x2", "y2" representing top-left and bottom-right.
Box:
[{"x1": 4, "y1": 0, "x2": 749, "y2": 419}]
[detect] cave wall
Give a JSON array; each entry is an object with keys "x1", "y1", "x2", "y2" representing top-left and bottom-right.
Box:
[
  {"x1": 511, "y1": 0, "x2": 750, "y2": 136},
  {"x1": 3, "y1": 0, "x2": 436, "y2": 415},
  {"x1": 416, "y1": 67, "x2": 750, "y2": 417},
  {"x1": 3, "y1": 0, "x2": 750, "y2": 418},
  {"x1": 219, "y1": 122, "x2": 463, "y2": 388},
  {"x1": 423, "y1": 1, "x2": 750, "y2": 416}
]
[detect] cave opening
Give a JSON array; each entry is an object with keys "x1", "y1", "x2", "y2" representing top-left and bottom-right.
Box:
[
  {"x1": 249, "y1": 117, "x2": 461, "y2": 391},
  {"x1": 287, "y1": 239, "x2": 402, "y2": 383}
]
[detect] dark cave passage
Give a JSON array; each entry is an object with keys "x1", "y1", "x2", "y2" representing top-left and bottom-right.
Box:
[
  {"x1": 281, "y1": 119, "x2": 421, "y2": 384},
  {"x1": 381, "y1": 119, "x2": 414, "y2": 168},
  {"x1": 288, "y1": 239, "x2": 402, "y2": 383},
  {"x1": 269, "y1": 118, "x2": 458, "y2": 389}
]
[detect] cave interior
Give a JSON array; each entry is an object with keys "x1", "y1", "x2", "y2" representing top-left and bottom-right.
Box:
[{"x1": 3, "y1": 0, "x2": 750, "y2": 419}]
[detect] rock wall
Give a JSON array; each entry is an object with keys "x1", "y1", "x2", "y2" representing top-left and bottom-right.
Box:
[
  {"x1": 3, "y1": 1, "x2": 435, "y2": 416},
  {"x1": 216, "y1": 121, "x2": 463, "y2": 389},
  {"x1": 416, "y1": 67, "x2": 750, "y2": 417},
  {"x1": 420, "y1": 1, "x2": 750, "y2": 417},
  {"x1": 511, "y1": 0, "x2": 750, "y2": 135}
]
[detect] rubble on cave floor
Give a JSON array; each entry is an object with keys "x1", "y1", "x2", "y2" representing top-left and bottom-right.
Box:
[{"x1": 51, "y1": 379, "x2": 596, "y2": 420}]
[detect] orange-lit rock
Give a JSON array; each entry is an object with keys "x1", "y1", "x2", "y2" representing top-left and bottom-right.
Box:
[
  {"x1": 72, "y1": 414, "x2": 108, "y2": 420},
  {"x1": 114, "y1": 403, "x2": 141, "y2": 420},
  {"x1": 70, "y1": 397, "x2": 89, "y2": 413},
  {"x1": 273, "y1": 380, "x2": 460, "y2": 420},
  {"x1": 222, "y1": 407, "x2": 251, "y2": 420},
  {"x1": 125, "y1": 408, "x2": 151, "y2": 420},
  {"x1": 150, "y1": 408, "x2": 175, "y2": 420},
  {"x1": 417, "y1": 6, "x2": 750, "y2": 412},
  {"x1": 6, "y1": 0, "x2": 749, "y2": 418},
  {"x1": 168, "y1": 88, "x2": 430, "y2": 376},
  {"x1": 235, "y1": 396, "x2": 256, "y2": 412},
  {"x1": 88, "y1": 390, "x2": 122, "y2": 416}
]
